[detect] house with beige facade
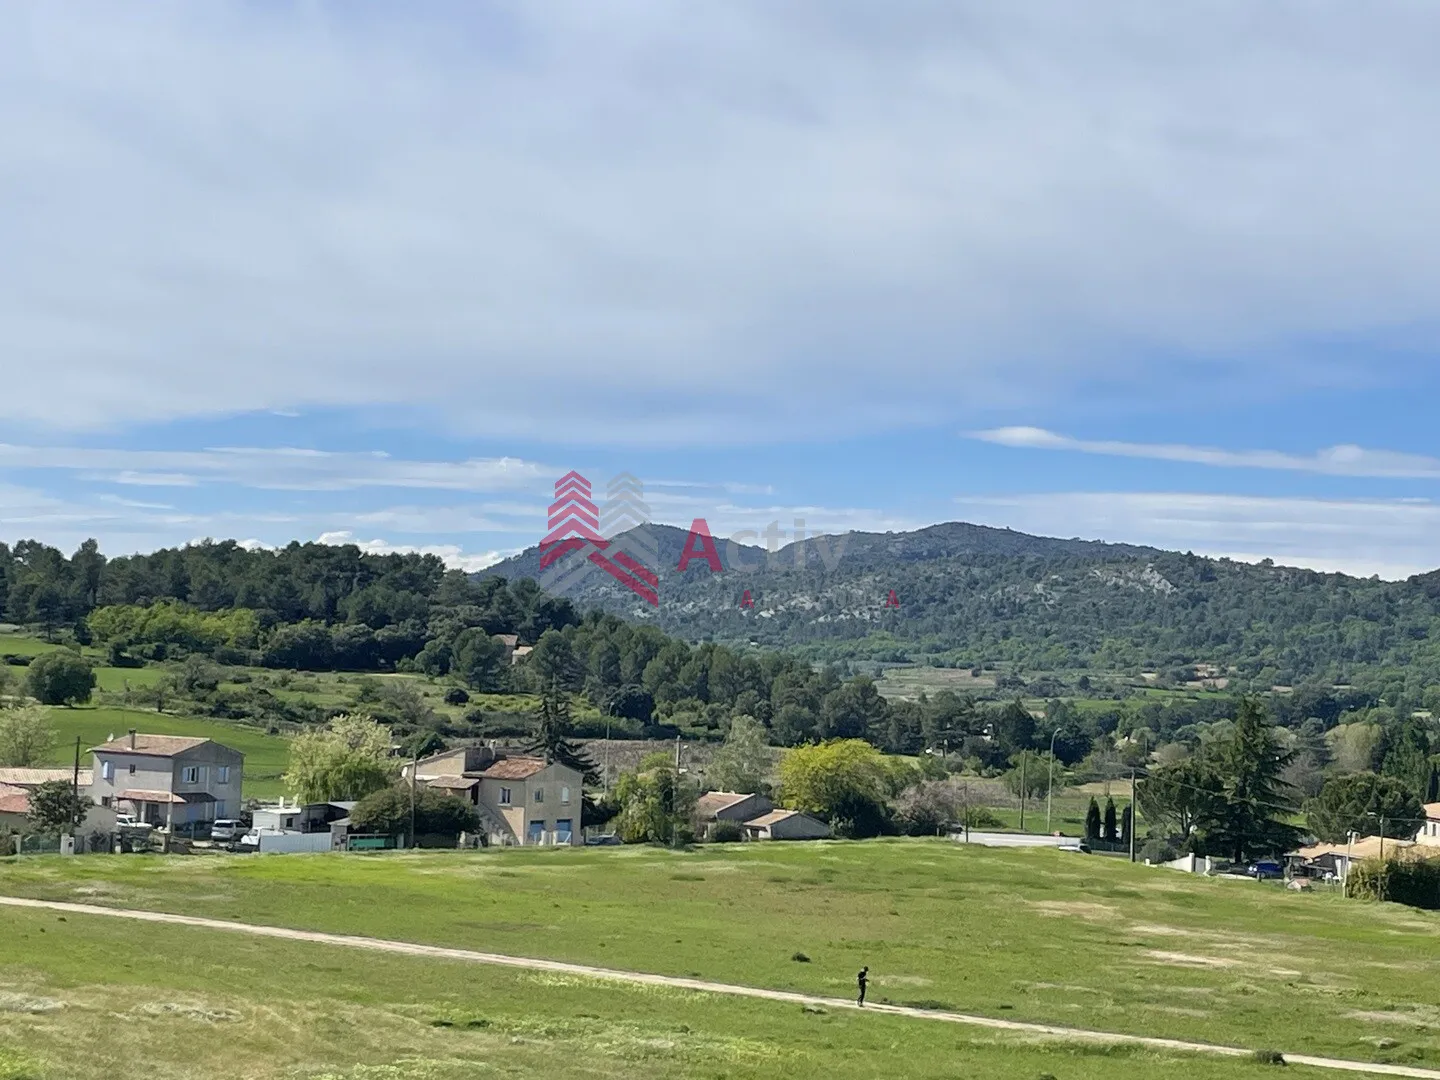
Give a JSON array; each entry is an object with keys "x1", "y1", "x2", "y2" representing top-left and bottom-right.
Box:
[
  {"x1": 402, "y1": 745, "x2": 583, "y2": 847},
  {"x1": 1415, "y1": 803, "x2": 1440, "y2": 846},
  {"x1": 90, "y1": 731, "x2": 244, "y2": 830}
]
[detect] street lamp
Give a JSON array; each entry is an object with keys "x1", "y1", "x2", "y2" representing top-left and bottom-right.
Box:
[{"x1": 1045, "y1": 728, "x2": 1061, "y2": 835}]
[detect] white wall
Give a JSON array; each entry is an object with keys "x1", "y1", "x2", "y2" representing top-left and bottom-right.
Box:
[{"x1": 256, "y1": 832, "x2": 334, "y2": 854}]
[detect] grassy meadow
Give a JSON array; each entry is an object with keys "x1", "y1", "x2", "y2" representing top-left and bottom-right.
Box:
[
  {"x1": 0, "y1": 903, "x2": 1333, "y2": 1080},
  {"x1": 2, "y1": 840, "x2": 1439, "y2": 1069}
]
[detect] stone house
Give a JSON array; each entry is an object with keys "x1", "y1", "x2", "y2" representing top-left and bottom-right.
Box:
[
  {"x1": 90, "y1": 731, "x2": 244, "y2": 830},
  {"x1": 402, "y1": 745, "x2": 583, "y2": 847}
]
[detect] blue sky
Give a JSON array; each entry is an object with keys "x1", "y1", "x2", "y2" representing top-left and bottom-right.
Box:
[{"x1": 4, "y1": 1, "x2": 1440, "y2": 578}]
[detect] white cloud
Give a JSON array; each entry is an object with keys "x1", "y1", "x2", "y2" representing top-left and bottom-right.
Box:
[
  {"x1": 314, "y1": 530, "x2": 508, "y2": 573},
  {"x1": 0, "y1": 443, "x2": 552, "y2": 492},
  {"x1": 954, "y1": 491, "x2": 1440, "y2": 579},
  {"x1": 3, "y1": 4, "x2": 1440, "y2": 441},
  {"x1": 971, "y1": 427, "x2": 1440, "y2": 478}
]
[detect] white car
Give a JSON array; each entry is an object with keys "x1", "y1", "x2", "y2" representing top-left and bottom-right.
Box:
[
  {"x1": 115, "y1": 814, "x2": 153, "y2": 833},
  {"x1": 210, "y1": 819, "x2": 244, "y2": 843}
]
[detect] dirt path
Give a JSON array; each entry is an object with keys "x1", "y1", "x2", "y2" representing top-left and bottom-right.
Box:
[{"x1": 2, "y1": 894, "x2": 1435, "y2": 1079}]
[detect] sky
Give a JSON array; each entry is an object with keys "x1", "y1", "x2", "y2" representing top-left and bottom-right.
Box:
[{"x1": 4, "y1": 1, "x2": 1440, "y2": 579}]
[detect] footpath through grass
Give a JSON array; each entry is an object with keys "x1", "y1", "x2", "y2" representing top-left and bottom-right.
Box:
[
  {"x1": 3, "y1": 840, "x2": 1439, "y2": 1068},
  {"x1": 0, "y1": 905, "x2": 1328, "y2": 1080}
]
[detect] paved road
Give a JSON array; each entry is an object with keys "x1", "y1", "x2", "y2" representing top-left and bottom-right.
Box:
[
  {"x1": 952, "y1": 830, "x2": 1075, "y2": 847},
  {"x1": 2, "y1": 895, "x2": 1436, "y2": 1079}
]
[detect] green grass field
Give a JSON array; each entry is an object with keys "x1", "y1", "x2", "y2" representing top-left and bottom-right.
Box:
[
  {"x1": 1, "y1": 840, "x2": 1437, "y2": 1071},
  {"x1": 0, "y1": 903, "x2": 1326, "y2": 1080}
]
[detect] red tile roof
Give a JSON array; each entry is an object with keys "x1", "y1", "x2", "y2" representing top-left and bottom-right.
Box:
[
  {"x1": 0, "y1": 768, "x2": 79, "y2": 788},
  {"x1": 116, "y1": 789, "x2": 187, "y2": 805},
  {"x1": 92, "y1": 735, "x2": 211, "y2": 757},
  {"x1": 0, "y1": 792, "x2": 30, "y2": 814},
  {"x1": 479, "y1": 757, "x2": 549, "y2": 780},
  {"x1": 695, "y1": 791, "x2": 755, "y2": 818},
  {"x1": 427, "y1": 775, "x2": 480, "y2": 790}
]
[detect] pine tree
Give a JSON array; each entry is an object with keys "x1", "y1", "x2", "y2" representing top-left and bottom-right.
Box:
[
  {"x1": 1103, "y1": 797, "x2": 1119, "y2": 843},
  {"x1": 1084, "y1": 797, "x2": 1102, "y2": 842},
  {"x1": 530, "y1": 682, "x2": 600, "y2": 785},
  {"x1": 1205, "y1": 698, "x2": 1303, "y2": 863}
]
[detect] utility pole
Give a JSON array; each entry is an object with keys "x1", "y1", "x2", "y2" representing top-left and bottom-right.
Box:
[
  {"x1": 1045, "y1": 728, "x2": 1060, "y2": 835},
  {"x1": 1129, "y1": 768, "x2": 1137, "y2": 863},
  {"x1": 1018, "y1": 752, "x2": 1027, "y2": 832},
  {"x1": 409, "y1": 753, "x2": 418, "y2": 849},
  {"x1": 603, "y1": 717, "x2": 611, "y2": 794},
  {"x1": 71, "y1": 736, "x2": 82, "y2": 830},
  {"x1": 962, "y1": 778, "x2": 970, "y2": 843},
  {"x1": 1380, "y1": 817, "x2": 1387, "y2": 861},
  {"x1": 674, "y1": 733, "x2": 681, "y2": 772}
]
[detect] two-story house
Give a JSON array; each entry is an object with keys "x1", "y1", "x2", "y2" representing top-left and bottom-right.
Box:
[
  {"x1": 90, "y1": 731, "x2": 244, "y2": 830},
  {"x1": 402, "y1": 745, "x2": 583, "y2": 846}
]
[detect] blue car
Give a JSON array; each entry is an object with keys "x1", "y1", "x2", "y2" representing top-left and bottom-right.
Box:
[{"x1": 1247, "y1": 860, "x2": 1283, "y2": 880}]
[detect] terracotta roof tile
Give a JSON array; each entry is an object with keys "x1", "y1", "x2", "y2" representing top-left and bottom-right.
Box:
[
  {"x1": 116, "y1": 789, "x2": 188, "y2": 804},
  {"x1": 427, "y1": 775, "x2": 480, "y2": 790},
  {"x1": 479, "y1": 757, "x2": 549, "y2": 780},
  {"x1": 0, "y1": 793, "x2": 30, "y2": 814},
  {"x1": 696, "y1": 791, "x2": 755, "y2": 817},
  {"x1": 0, "y1": 768, "x2": 80, "y2": 787},
  {"x1": 92, "y1": 735, "x2": 211, "y2": 757}
]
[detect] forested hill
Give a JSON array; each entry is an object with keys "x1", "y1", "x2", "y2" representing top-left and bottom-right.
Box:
[{"x1": 485, "y1": 521, "x2": 1440, "y2": 690}]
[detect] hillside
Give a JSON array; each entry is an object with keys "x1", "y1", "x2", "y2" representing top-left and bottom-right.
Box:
[{"x1": 485, "y1": 520, "x2": 1440, "y2": 688}]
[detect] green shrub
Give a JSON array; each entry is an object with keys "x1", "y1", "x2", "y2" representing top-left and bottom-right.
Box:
[
  {"x1": 1345, "y1": 856, "x2": 1440, "y2": 909},
  {"x1": 710, "y1": 820, "x2": 743, "y2": 843}
]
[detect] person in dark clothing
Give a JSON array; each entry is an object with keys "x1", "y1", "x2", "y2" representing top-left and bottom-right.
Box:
[{"x1": 857, "y1": 966, "x2": 869, "y2": 1006}]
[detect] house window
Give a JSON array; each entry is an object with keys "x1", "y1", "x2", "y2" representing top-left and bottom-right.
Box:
[
  {"x1": 534, "y1": 786, "x2": 544, "y2": 804},
  {"x1": 499, "y1": 787, "x2": 512, "y2": 806},
  {"x1": 182, "y1": 766, "x2": 199, "y2": 783},
  {"x1": 101, "y1": 796, "x2": 112, "y2": 807},
  {"x1": 128, "y1": 764, "x2": 136, "y2": 775},
  {"x1": 101, "y1": 761, "x2": 114, "y2": 781},
  {"x1": 561, "y1": 786, "x2": 570, "y2": 804},
  {"x1": 527, "y1": 820, "x2": 546, "y2": 844},
  {"x1": 217, "y1": 766, "x2": 230, "y2": 783}
]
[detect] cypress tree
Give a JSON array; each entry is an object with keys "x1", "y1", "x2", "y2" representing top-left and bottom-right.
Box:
[
  {"x1": 1120, "y1": 804, "x2": 1133, "y2": 848},
  {"x1": 1103, "y1": 797, "x2": 1119, "y2": 842},
  {"x1": 1084, "y1": 797, "x2": 1102, "y2": 842}
]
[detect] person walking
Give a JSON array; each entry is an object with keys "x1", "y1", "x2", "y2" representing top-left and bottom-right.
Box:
[{"x1": 856, "y1": 965, "x2": 869, "y2": 1007}]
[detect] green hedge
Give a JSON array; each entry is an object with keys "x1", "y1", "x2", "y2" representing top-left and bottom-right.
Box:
[{"x1": 1345, "y1": 856, "x2": 1440, "y2": 909}]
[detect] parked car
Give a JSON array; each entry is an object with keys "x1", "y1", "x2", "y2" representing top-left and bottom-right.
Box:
[
  {"x1": 115, "y1": 814, "x2": 153, "y2": 833},
  {"x1": 210, "y1": 819, "x2": 244, "y2": 843},
  {"x1": 585, "y1": 834, "x2": 623, "y2": 846},
  {"x1": 1248, "y1": 860, "x2": 1284, "y2": 880}
]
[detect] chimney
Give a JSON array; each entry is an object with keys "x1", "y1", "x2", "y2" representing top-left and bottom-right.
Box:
[{"x1": 128, "y1": 729, "x2": 137, "y2": 750}]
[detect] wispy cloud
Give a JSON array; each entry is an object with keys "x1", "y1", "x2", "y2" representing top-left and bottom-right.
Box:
[
  {"x1": 0, "y1": 444, "x2": 553, "y2": 493},
  {"x1": 970, "y1": 427, "x2": 1440, "y2": 479},
  {"x1": 955, "y1": 491, "x2": 1440, "y2": 579}
]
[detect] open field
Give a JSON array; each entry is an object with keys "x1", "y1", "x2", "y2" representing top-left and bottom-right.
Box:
[
  {"x1": 0, "y1": 903, "x2": 1338, "y2": 1080},
  {"x1": 875, "y1": 664, "x2": 998, "y2": 698},
  {"x1": 2, "y1": 841, "x2": 1439, "y2": 1069}
]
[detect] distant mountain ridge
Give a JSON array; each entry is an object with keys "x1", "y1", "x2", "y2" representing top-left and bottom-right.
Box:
[{"x1": 482, "y1": 519, "x2": 1440, "y2": 684}]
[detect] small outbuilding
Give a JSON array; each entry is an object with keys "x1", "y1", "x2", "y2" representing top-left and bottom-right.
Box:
[{"x1": 742, "y1": 809, "x2": 832, "y2": 841}]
